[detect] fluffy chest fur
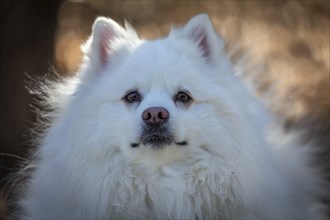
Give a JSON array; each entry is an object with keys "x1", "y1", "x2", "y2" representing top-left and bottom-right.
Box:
[{"x1": 30, "y1": 146, "x2": 249, "y2": 219}]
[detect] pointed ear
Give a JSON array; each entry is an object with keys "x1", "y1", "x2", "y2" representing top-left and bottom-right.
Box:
[
  {"x1": 82, "y1": 17, "x2": 127, "y2": 70},
  {"x1": 178, "y1": 14, "x2": 224, "y2": 63}
]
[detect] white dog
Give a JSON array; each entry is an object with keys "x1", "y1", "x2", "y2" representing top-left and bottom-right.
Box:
[{"x1": 17, "y1": 14, "x2": 326, "y2": 219}]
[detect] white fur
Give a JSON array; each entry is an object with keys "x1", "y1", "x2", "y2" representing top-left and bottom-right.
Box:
[{"x1": 19, "y1": 14, "x2": 326, "y2": 219}]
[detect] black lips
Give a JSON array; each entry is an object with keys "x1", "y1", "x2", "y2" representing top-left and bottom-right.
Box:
[{"x1": 140, "y1": 124, "x2": 174, "y2": 149}]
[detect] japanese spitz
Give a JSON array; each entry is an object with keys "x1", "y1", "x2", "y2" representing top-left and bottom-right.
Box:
[{"x1": 17, "y1": 14, "x2": 326, "y2": 219}]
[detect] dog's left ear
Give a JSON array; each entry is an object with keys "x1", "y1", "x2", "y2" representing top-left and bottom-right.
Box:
[
  {"x1": 179, "y1": 14, "x2": 224, "y2": 63},
  {"x1": 90, "y1": 17, "x2": 125, "y2": 67},
  {"x1": 82, "y1": 17, "x2": 138, "y2": 74}
]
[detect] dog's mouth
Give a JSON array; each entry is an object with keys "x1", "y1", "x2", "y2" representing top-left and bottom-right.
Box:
[
  {"x1": 131, "y1": 134, "x2": 187, "y2": 149},
  {"x1": 131, "y1": 125, "x2": 187, "y2": 149},
  {"x1": 143, "y1": 133, "x2": 173, "y2": 148}
]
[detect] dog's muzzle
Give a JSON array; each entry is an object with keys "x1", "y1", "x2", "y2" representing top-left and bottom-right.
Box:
[{"x1": 131, "y1": 106, "x2": 187, "y2": 149}]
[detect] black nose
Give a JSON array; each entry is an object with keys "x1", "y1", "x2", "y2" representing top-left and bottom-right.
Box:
[{"x1": 142, "y1": 107, "x2": 169, "y2": 125}]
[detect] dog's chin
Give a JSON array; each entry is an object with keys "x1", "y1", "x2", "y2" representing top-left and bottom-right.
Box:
[{"x1": 131, "y1": 134, "x2": 188, "y2": 150}]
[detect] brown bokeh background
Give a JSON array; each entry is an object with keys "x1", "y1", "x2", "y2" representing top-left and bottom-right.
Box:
[{"x1": 0, "y1": 0, "x2": 329, "y2": 217}]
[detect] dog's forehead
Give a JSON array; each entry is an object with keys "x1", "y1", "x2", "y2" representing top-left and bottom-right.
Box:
[
  {"x1": 125, "y1": 39, "x2": 198, "y2": 81},
  {"x1": 135, "y1": 40, "x2": 181, "y2": 66},
  {"x1": 104, "y1": 38, "x2": 211, "y2": 98}
]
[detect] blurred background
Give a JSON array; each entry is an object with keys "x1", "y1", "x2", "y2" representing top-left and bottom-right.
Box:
[{"x1": 0, "y1": 0, "x2": 329, "y2": 217}]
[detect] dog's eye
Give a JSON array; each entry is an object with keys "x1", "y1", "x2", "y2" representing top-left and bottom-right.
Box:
[
  {"x1": 175, "y1": 91, "x2": 192, "y2": 103},
  {"x1": 123, "y1": 91, "x2": 141, "y2": 103}
]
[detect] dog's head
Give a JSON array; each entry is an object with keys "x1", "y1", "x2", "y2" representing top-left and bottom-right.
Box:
[{"x1": 69, "y1": 14, "x2": 267, "y2": 166}]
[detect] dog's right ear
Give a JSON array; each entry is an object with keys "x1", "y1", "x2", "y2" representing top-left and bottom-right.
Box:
[
  {"x1": 171, "y1": 14, "x2": 224, "y2": 65},
  {"x1": 82, "y1": 17, "x2": 128, "y2": 72}
]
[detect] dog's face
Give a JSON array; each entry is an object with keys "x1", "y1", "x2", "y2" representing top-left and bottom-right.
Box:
[
  {"x1": 114, "y1": 43, "x2": 201, "y2": 150},
  {"x1": 84, "y1": 42, "x2": 219, "y2": 165},
  {"x1": 71, "y1": 15, "x2": 265, "y2": 166}
]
